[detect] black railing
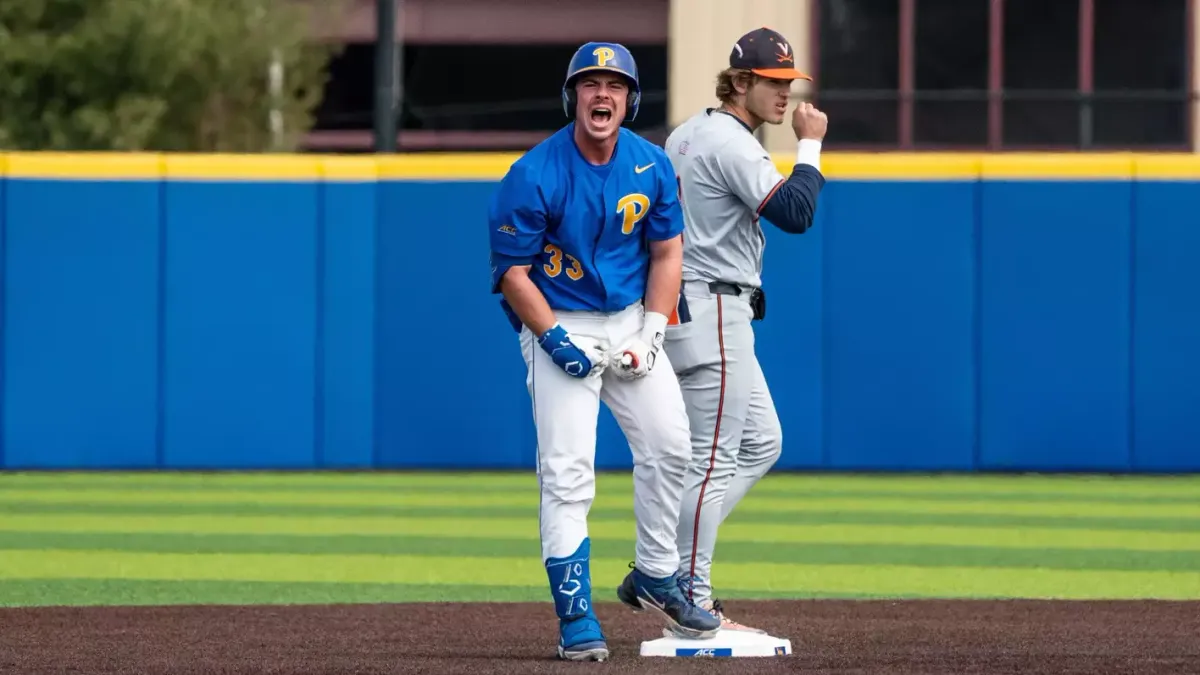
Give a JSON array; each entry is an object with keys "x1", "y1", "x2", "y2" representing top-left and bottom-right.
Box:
[
  {"x1": 306, "y1": 89, "x2": 1195, "y2": 153},
  {"x1": 803, "y1": 89, "x2": 1195, "y2": 151}
]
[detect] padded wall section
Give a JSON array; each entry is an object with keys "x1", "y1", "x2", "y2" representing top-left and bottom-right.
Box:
[
  {"x1": 375, "y1": 181, "x2": 535, "y2": 469},
  {"x1": 822, "y1": 181, "x2": 978, "y2": 470},
  {"x1": 161, "y1": 180, "x2": 319, "y2": 468},
  {"x1": 978, "y1": 180, "x2": 1133, "y2": 471},
  {"x1": 320, "y1": 177, "x2": 378, "y2": 467},
  {"x1": 1131, "y1": 181, "x2": 1200, "y2": 471},
  {"x1": 2, "y1": 179, "x2": 160, "y2": 468}
]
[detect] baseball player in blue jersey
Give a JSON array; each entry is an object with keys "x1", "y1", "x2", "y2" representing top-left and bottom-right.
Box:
[{"x1": 487, "y1": 42, "x2": 721, "y2": 661}]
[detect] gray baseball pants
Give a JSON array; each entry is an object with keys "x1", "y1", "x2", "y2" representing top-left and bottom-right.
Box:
[{"x1": 661, "y1": 279, "x2": 784, "y2": 604}]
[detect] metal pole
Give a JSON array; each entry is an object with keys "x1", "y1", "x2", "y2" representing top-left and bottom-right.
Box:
[
  {"x1": 374, "y1": 0, "x2": 397, "y2": 152},
  {"x1": 987, "y1": 0, "x2": 1004, "y2": 150},
  {"x1": 1187, "y1": 0, "x2": 1197, "y2": 151},
  {"x1": 395, "y1": 1, "x2": 405, "y2": 149},
  {"x1": 898, "y1": 0, "x2": 916, "y2": 149},
  {"x1": 1078, "y1": 0, "x2": 1095, "y2": 150}
]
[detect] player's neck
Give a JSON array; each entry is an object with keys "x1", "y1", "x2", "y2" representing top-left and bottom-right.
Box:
[
  {"x1": 572, "y1": 125, "x2": 617, "y2": 165},
  {"x1": 718, "y1": 102, "x2": 763, "y2": 132}
]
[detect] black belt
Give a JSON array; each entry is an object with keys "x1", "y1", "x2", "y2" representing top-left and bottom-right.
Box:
[
  {"x1": 708, "y1": 281, "x2": 747, "y2": 296},
  {"x1": 704, "y1": 281, "x2": 766, "y2": 321}
]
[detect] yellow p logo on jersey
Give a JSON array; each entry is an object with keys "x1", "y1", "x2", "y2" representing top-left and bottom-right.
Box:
[
  {"x1": 593, "y1": 47, "x2": 616, "y2": 67},
  {"x1": 617, "y1": 193, "x2": 650, "y2": 235}
]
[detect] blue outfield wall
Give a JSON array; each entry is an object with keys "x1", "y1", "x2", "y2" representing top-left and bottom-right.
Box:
[{"x1": 0, "y1": 151, "x2": 1198, "y2": 473}]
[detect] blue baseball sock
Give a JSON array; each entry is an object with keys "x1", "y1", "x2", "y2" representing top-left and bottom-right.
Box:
[{"x1": 544, "y1": 537, "x2": 595, "y2": 621}]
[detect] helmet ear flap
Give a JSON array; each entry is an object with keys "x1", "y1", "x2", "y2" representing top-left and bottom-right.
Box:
[
  {"x1": 627, "y1": 90, "x2": 641, "y2": 122},
  {"x1": 562, "y1": 87, "x2": 576, "y2": 118}
]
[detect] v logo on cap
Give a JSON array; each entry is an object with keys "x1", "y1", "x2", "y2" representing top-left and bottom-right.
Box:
[{"x1": 729, "y1": 26, "x2": 811, "y2": 81}]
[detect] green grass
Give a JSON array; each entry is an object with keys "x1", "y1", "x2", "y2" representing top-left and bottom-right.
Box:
[
  {"x1": 0, "y1": 579, "x2": 896, "y2": 607},
  {"x1": 0, "y1": 471, "x2": 1197, "y2": 607}
]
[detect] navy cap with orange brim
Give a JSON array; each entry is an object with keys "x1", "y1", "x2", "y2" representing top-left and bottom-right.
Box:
[{"x1": 729, "y1": 27, "x2": 812, "y2": 81}]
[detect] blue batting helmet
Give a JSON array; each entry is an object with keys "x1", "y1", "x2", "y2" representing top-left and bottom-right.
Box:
[{"x1": 561, "y1": 42, "x2": 641, "y2": 122}]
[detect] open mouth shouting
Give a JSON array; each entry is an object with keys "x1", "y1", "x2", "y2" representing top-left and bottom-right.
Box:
[{"x1": 590, "y1": 105, "x2": 613, "y2": 125}]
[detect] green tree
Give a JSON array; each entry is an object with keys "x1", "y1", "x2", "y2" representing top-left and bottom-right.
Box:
[{"x1": 0, "y1": 0, "x2": 348, "y2": 152}]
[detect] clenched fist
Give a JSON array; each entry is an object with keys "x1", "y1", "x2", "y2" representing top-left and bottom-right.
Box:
[{"x1": 791, "y1": 102, "x2": 828, "y2": 141}]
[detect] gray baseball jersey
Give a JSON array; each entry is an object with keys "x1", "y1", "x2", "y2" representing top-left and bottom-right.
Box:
[
  {"x1": 664, "y1": 109, "x2": 787, "y2": 288},
  {"x1": 661, "y1": 108, "x2": 824, "y2": 616}
]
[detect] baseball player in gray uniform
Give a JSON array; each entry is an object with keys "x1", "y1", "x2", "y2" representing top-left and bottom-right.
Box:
[{"x1": 661, "y1": 26, "x2": 828, "y2": 633}]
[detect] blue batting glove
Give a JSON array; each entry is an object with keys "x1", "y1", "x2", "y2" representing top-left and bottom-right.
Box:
[{"x1": 537, "y1": 323, "x2": 605, "y2": 378}]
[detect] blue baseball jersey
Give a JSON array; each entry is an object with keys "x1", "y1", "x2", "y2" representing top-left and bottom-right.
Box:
[{"x1": 488, "y1": 123, "x2": 685, "y2": 331}]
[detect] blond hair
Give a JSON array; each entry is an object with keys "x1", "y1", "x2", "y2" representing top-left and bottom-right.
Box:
[{"x1": 715, "y1": 67, "x2": 760, "y2": 104}]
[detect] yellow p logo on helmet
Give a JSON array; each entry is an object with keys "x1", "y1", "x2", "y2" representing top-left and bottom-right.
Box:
[{"x1": 593, "y1": 47, "x2": 616, "y2": 67}]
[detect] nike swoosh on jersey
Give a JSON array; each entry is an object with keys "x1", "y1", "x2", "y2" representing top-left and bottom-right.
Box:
[{"x1": 635, "y1": 163, "x2": 655, "y2": 174}]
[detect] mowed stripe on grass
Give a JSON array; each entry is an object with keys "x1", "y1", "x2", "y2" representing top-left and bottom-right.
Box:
[
  {"x1": 5, "y1": 479, "x2": 1196, "y2": 506},
  {"x1": 2, "y1": 513, "x2": 1199, "y2": 552},
  {"x1": 2, "y1": 488, "x2": 1196, "y2": 519},
  {"x1": 0, "y1": 579, "x2": 900, "y2": 608},
  {"x1": 2, "y1": 531, "x2": 1198, "y2": 572},
  {"x1": 0, "y1": 580, "x2": 550, "y2": 606},
  {"x1": 3, "y1": 471, "x2": 1197, "y2": 498},
  {"x1": 6, "y1": 501, "x2": 1197, "y2": 533},
  {"x1": 2, "y1": 549, "x2": 1198, "y2": 599}
]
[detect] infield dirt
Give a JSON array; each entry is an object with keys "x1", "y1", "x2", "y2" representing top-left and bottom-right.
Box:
[{"x1": 2, "y1": 599, "x2": 1197, "y2": 674}]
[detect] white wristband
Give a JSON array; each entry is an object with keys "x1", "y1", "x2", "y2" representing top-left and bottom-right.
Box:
[
  {"x1": 796, "y1": 139, "x2": 822, "y2": 171},
  {"x1": 641, "y1": 311, "x2": 669, "y2": 346}
]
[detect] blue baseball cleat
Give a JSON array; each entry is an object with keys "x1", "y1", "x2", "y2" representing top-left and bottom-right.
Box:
[
  {"x1": 545, "y1": 538, "x2": 609, "y2": 661},
  {"x1": 616, "y1": 563, "x2": 721, "y2": 639},
  {"x1": 557, "y1": 614, "x2": 610, "y2": 661}
]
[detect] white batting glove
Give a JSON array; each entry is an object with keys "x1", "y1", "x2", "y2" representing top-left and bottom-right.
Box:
[
  {"x1": 536, "y1": 324, "x2": 610, "y2": 378},
  {"x1": 572, "y1": 333, "x2": 610, "y2": 379},
  {"x1": 614, "y1": 311, "x2": 668, "y2": 380}
]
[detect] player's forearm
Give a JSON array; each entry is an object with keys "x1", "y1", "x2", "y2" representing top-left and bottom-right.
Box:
[
  {"x1": 499, "y1": 266, "x2": 557, "y2": 335},
  {"x1": 644, "y1": 236, "x2": 683, "y2": 318},
  {"x1": 760, "y1": 164, "x2": 825, "y2": 234}
]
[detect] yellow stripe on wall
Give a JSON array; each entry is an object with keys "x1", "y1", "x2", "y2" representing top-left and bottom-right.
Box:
[
  {"x1": 5, "y1": 152, "x2": 164, "y2": 179},
  {"x1": 811, "y1": 153, "x2": 983, "y2": 180},
  {"x1": 164, "y1": 154, "x2": 323, "y2": 180},
  {"x1": 3, "y1": 151, "x2": 1200, "y2": 181},
  {"x1": 376, "y1": 153, "x2": 521, "y2": 180},
  {"x1": 980, "y1": 153, "x2": 1136, "y2": 179},
  {"x1": 1134, "y1": 154, "x2": 1200, "y2": 180},
  {"x1": 320, "y1": 156, "x2": 380, "y2": 181}
]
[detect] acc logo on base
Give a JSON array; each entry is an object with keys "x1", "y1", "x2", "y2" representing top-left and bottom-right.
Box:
[{"x1": 675, "y1": 647, "x2": 732, "y2": 657}]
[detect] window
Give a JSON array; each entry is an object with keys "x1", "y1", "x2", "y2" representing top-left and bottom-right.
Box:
[
  {"x1": 1002, "y1": 0, "x2": 1080, "y2": 147},
  {"x1": 816, "y1": 0, "x2": 900, "y2": 146},
  {"x1": 812, "y1": 0, "x2": 1191, "y2": 150},
  {"x1": 913, "y1": 0, "x2": 989, "y2": 146},
  {"x1": 1092, "y1": 0, "x2": 1188, "y2": 148},
  {"x1": 399, "y1": 44, "x2": 666, "y2": 133},
  {"x1": 313, "y1": 43, "x2": 375, "y2": 132},
  {"x1": 311, "y1": 42, "x2": 668, "y2": 150}
]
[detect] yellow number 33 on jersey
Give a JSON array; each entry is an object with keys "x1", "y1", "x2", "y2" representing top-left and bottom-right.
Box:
[
  {"x1": 544, "y1": 244, "x2": 584, "y2": 280},
  {"x1": 617, "y1": 193, "x2": 650, "y2": 235}
]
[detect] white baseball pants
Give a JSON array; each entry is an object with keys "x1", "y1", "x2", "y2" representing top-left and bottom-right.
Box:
[
  {"x1": 519, "y1": 301, "x2": 692, "y2": 579},
  {"x1": 662, "y1": 280, "x2": 784, "y2": 603}
]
